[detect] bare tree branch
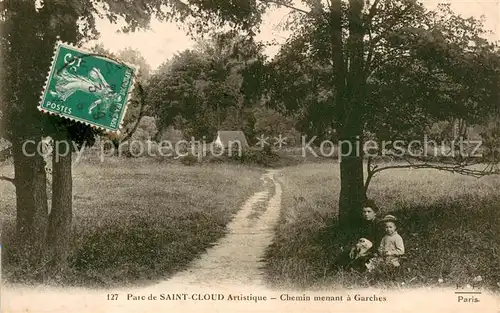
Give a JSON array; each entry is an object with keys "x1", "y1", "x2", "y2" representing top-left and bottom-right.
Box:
[
  {"x1": 363, "y1": 144, "x2": 500, "y2": 193},
  {"x1": 259, "y1": 0, "x2": 312, "y2": 15},
  {"x1": 370, "y1": 162, "x2": 500, "y2": 178},
  {"x1": 364, "y1": 156, "x2": 378, "y2": 193}
]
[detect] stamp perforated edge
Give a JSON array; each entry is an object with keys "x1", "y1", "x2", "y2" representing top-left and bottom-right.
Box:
[{"x1": 37, "y1": 40, "x2": 140, "y2": 134}]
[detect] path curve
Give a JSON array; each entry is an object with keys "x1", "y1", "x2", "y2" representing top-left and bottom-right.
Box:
[
  {"x1": 159, "y1": 168, "x2": 282, "y2": 288},
  {"x1": 3, "y1": 170, "x2": 499, "y2": 313},
  {"x1": 2, "y1": 169, "x2": 284, "y2": 312}
]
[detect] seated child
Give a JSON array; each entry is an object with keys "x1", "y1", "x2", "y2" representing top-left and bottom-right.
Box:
[{"x1": 376, "y1": 215, "x2": 405, "y2": 267}]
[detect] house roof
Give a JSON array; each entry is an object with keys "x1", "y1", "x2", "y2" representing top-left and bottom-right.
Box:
[{"x1": 217, "y1": 130, "x2": 249, "y2": 148}]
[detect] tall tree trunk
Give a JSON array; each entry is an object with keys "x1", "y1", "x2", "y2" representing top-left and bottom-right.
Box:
[
  {"x1": 46, "y1": 131, "x2": 73, "y2": 274},
  {"x1": 338, "y1": 137, "x2": 365, "y2": 228},
  {"x1": 12, "y1": 135, "x2": 49, "y2": 274},
  {"x1": 337, "y1": 0, "x2": 366, "y2": 230}
]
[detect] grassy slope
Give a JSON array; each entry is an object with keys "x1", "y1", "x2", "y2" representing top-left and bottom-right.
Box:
[
  {"x1": 1, "y1": 159, "x2": 263, "y2": 287},
  {"x1": 265, "y1": 162, "x2": 500, "y2": 290}
]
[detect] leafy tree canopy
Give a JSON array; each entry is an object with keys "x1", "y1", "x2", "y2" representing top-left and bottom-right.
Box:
[
  {"x1": 147, "y1": 31, "x2": 268, "y2": 139},
  {"x1": 263, "y1": 1, "x2": 499, "y2": 146}
]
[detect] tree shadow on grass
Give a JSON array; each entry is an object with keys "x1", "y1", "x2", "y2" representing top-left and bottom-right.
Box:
[
  {"x1": 265, "y1": 195, "x2": 500, "y2": 290},
  {"x1": 2, "y1": 211, "x2": 227, "y2": 288}
]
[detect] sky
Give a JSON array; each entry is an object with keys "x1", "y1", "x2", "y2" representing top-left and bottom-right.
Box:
[{"x1": 87, "y1": 0, "x2": 500, "y2": 71}]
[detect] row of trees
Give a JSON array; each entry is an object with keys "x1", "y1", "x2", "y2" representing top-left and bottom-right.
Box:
[
  {"x1": 261, "y1": 1, "x2": 500, "y2": 220},
  {"x1": 1, "y1": 0, "x2": 499, "y2": 280},
  {"x1": 146, "y1": 32, "x2": 300, "y2": 143},
  {"x1": 147, "y1": 4, "x2": 500, "y2": 148},
  {"x1": 146, "y1": 1, "x2": 500, "y2": 225}
]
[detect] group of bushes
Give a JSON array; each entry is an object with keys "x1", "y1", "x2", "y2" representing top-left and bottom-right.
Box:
[
  {"x1": 229, "y1": 145, "x2": 280, "y2": 166},
  {"x1": 95, "y1": 137, "x2": 324, "y2": 168},
  {"x1": 158, "y1": 145, "x2": 296, "y2": 168}
]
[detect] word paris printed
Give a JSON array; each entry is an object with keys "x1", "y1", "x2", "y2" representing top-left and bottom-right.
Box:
[{"x1": 38, "y1": 42, "x2": 137, "y2": 132}]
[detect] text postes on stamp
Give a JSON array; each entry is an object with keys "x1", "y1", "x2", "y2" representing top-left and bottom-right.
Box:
[{"x1": 38, "y1": 42, "x2": 137, "y2": 132}]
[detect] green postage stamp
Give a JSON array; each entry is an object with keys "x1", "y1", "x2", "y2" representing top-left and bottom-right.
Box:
[{"x1": 38, "y1": 42, "x2": 137, "y2": 132}]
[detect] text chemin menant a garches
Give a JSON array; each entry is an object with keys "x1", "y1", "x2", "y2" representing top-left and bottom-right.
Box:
[{"x1": 121, "y1": 292, "x2": 387, "y2": 303}]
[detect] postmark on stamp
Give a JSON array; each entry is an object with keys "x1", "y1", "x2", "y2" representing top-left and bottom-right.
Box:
[{"x1": 38, "y1": 41, "x2": 137, "y2": 133}]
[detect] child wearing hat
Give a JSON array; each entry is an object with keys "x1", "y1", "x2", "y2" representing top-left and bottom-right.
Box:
[{"x1": 377, "y1": 215, "x2": 405, "y2": 267}]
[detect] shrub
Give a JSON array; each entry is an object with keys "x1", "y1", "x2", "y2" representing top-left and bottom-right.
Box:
[
  {"x1": 205, "y1": 154, "x2": 227, "y2": 164},
  {"x1": 233, "y1": 147, "x2": 281, "y2": 167},
  {"x1": 179, "y1": 154, "x2": 198, "y2": 166}
]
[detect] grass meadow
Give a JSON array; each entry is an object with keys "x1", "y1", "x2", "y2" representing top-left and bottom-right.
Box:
[
  {"x1": 0, "y1": 158, "x2": 263, "y2": 287},
  {"x1": 264, "y1": 162, "x2": 500, "y2": 291},
  {"x1": 2, "y1": 151, "x2": 500, "y2": 291}
]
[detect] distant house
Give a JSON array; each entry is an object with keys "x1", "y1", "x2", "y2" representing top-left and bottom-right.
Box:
[{"x1": 213, "y1": 130, "x2": 249, "y2": 151}]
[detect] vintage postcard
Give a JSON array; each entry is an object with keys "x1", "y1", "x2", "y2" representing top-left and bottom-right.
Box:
[{"x1": 1, "y1": 0, "x2": 499, "y2": 313}]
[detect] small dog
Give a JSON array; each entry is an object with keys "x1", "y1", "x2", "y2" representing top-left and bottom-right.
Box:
[
  {"x1": 346, "y1": 238, "x2": 374, "y2": 272},
  {"x1": 349, "y1": 238, "x2": 373, "y2": 259}
]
